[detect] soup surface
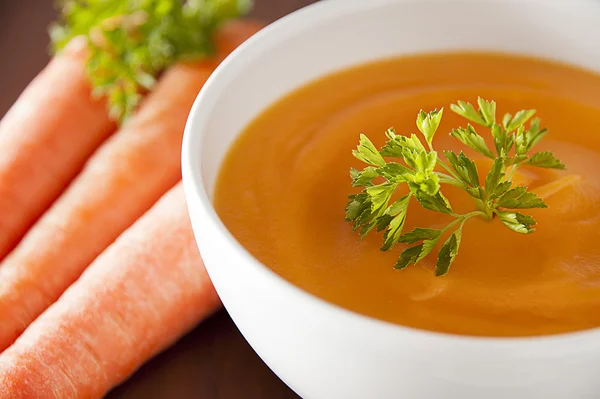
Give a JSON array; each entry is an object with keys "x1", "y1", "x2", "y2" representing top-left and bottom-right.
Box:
[{"x1": 214, "y1": 53, "x2": 600, "y2": 337}]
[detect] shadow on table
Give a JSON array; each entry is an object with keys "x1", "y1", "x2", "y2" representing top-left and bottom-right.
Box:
[{"x1": 108, "y1": 311, "x2": 299, "y2": 399}]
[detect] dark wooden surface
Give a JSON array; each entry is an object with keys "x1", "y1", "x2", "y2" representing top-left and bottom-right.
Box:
[{"x1": 0, "y1": 1, "x2": 319, "y2": 398}]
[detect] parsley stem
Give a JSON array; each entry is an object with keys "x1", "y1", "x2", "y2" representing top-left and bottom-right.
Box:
[
  {"x1": 435, "y1": 172, "x2": 466, "y2": 188},
  {"x1": 506, "y1": 163, "x2": 520, "y2": 181},
  {"x1": 431, "y1": 150, "x2": 463, "y2": 183},
  {"x1": 439, "y1": 160, "x2": 461, "y2": 180},
  {"x1": 442, "y1": 210, "x2": 483, "y2": 234},
  {"x1": 460, "y1": 210, "x2": 488, "y2": 220},
  {"x1": 441, "y1": 218, "x2": 461, "y2": 234},
  {"x1": 474, "y1": 197, "x2": 494, "y2": 220}
]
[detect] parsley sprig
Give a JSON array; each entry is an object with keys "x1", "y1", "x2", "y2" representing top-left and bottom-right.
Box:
[
  {"x1": 50, "y1": 0, "x2": 252, "y2": 123},
  {"x1": 346, "y1": 98, "x2": 566, "y2": 276}
]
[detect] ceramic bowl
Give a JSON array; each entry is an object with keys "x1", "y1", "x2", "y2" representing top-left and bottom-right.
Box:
[{"x1": 182, "y1": 1, "x2": 600, "y2": 397}]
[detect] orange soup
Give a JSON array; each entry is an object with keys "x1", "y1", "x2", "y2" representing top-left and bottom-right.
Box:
[{"x1": 214, "y1": 53, "x2": 600, "y2": 337}]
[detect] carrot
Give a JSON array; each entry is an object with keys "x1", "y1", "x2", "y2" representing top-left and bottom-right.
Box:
[
  {"x1": 0, "y1": 62, "x2": 210, "y2": 353},
  {"x1": 0, "y1": 183, "x2": 222, "y2": 398},
  {"x1": 0, "y1": 20, "x2": 263, "y2": 353},
  {"x1": 207, "y1": 19, "x2": 264, "y2": 67},
  {"x1": 0, "y1": 37, "x2": 115, "y2": 259}
]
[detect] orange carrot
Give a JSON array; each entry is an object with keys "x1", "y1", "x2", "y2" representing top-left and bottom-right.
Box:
[
  {"x1": 0, "y1": 183, "x2": 221, "y2": 398},
  {"x1": 0, "y1": 20, "x2": 263, "y2": 352},
  {"x1": 207, "y1": 19, "x2": 264, "y2": 66},
  {"x1": 0, "y1": 63, "x2": 211, "y2": 351},
  {"x1": 0, "y1": 37, "x2": 115, "y2": 259}
]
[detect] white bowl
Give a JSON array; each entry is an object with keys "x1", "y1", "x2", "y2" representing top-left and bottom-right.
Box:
[{"x1": 182, "y1": 0, "x2": 600, "y2": 397}]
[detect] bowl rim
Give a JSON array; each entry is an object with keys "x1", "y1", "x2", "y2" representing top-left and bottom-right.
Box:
[{"x1": 182, "y1": 0, "x2": 600, "y2": 350}]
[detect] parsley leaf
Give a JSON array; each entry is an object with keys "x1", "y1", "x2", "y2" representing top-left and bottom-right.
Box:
[
  {"x1": 496, "y1": 187, "x2": 547, "y2": 209},
  {"x1": 395, "y1": 232, "x2": 444, "y2": 270},
  {"x1": 491, "y1": 123, "x2": 516, "y2": 156},
  {"x1": 485, "y1": 158, "x2": 513, "y2": 202},
  {"x1": 395, "y1": 245, "x2": 425, "y2": 270},
  {"x1": 436, "y1": 228, "x2": 462, "y2": 276},
  {"x1": 444, "y1": 151, "x2": 480, "y2": 188},
  {"x1": 399, "y1": 228, "x2": 442, "y2": 244},
  {"x1": 477, "y1": 97, "x2": 496, "y2": 127},
  {"x1": 379, "y1": 194, "x2": 412, "y2": 251},
  {"x1": 416, "y1": 108, "x2": 444, "y2": 145},
  {"x1": 528, "y1": 151, "x2": 567, "y2": 170},
  {"x1": 345, "y1": 193, "x2": 372, "y2": 229},
  {"x1": 484, "y1": 158, "x2": 505, "y2": 196},
  {"x1": 450, "y1": 100, "x2": 487, "y2": 127},
  {"x1": 377, "y1": 163, "x2": 412, "y2": 183},
  {"x1": 504, "y1": 109, "x2": 536, "y2": 133},
  {"x1": 353, "y1": 134, "x2": 386, "y2": 167},
  {"x1": 524, "y1": 118, "x2": 548, "y2": 152},
  {"x1": 366, "y1": 183, "x2": 397, "y2": 216},
  {"x1": 350, "y1": 167, "x2": 378, "y2": 187},
  {"x1": 496, "y1": 211, "x2": 537, "y2": 234},
  {"x1": 412, "y1": 191, "x2": 453, "y2": 215},
  {"x1": 450, "y1": 125, "x2": 495, "y2": 159},
  {"x1": 381, "y1": 129, "x2": 426, "y2": 157}
]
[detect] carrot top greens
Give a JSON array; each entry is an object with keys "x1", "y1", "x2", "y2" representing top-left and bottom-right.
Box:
[
  {"x1": 346, "y1": 98, "x2": 566, "y2": 276},
  {"x1": 50, "y1": 0, "x2": 252, "y2": 124}
]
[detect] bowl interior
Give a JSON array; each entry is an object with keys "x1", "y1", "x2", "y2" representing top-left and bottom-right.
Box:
[{"x1": 193, "y1": 0, "x2": 600, "y2": 200}]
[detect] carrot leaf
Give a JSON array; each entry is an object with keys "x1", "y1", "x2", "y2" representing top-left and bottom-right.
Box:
[{"x1": 50, "y1": 0, "x2": 252, "y2": 124}]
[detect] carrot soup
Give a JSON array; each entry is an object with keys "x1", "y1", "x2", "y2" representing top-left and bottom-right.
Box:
[{"x1": 213, "y1": 53, "x2": 600, "y2": 337}]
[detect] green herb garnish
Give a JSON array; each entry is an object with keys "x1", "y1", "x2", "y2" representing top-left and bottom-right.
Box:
[
  {"x1": 50, "y1": 0, "x2": 252, "y2": 123},
  {"x1": 346, "y1": 98, "x2": 566, "y2": 276}
]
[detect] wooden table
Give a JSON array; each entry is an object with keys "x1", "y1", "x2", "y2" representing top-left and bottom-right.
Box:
[{"x1": 0, "y1": 1, "x2": 319, "y2": 397}]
